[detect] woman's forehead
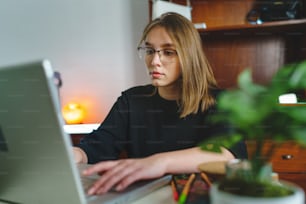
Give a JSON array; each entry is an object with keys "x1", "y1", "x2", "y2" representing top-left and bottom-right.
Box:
[{"x1": 145, "y1": 26, "x2": 175, "y2": 48}]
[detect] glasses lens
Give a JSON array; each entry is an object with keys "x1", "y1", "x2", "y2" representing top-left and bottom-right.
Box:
[
  {"x1": 137, "y1": 47, "x2": 146, "y2": 59},
  {"x1": 161, "y1": 50, "x2": 177, "y2": 60},
  {"x1": 137, "y1": 47, "x2": 177, "y2": 63}
]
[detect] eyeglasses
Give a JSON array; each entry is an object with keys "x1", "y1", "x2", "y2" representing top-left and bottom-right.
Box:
[{"x1": 137, "y1": 47, "x2": 177, "y2": 63}]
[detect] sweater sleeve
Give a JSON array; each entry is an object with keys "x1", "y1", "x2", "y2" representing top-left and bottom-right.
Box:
[{"x1": 75, "y1": 93, "x2": 130, "y2": 164}]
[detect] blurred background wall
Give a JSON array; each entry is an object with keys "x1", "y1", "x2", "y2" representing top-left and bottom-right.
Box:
[{"x1": 0, "y1": 0, "x2": 150, "y2": 123}]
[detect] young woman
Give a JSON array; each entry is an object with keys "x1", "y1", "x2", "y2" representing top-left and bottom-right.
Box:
[{"x1": 73, "y1": 12, "x2": 246, "y2": 195}]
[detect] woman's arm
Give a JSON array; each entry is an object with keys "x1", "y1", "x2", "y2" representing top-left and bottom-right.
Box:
[
  {"x1": 82, "y1": 146, "x2": 234, "y2": 195},
  {"x1": 159, "y1": 146, "x2": 234, "y2": 173}
]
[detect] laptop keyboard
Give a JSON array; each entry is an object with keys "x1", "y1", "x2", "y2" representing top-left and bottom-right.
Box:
[
  {"x1": 81, "y1": 176, "x2": 97, "y2": 192},
  {"x1": 77, "y1": 164, "x2": 100, "y2": 192}
]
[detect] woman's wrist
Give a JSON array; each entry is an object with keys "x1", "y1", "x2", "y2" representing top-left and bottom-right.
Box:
[
  {"x1": 152, "y1": 150, "x2": 188, "y2": 174},
  {"x1": 152, "y1": 152, "x2": 172, "y2": 174}
]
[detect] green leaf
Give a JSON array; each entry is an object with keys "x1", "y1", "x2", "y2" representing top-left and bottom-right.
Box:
[
  {"x1": 200, "y1": 134, "x2": 242, "y2": 153},
  {"x1": 238, "y1": 69, "x2": 266, "y2": 96},
  {"x1": 283, "y1": 106, "x2": 306, "y2": 122},
  {"x1": 289, "y1": 61, "x2": 306, "y2": 89},
  {"x1": 199, "y1": 60, "x2": 306, "y2": 182},
  {"x1": 290, "y1": 128, "x2": 306, "y2": 146}
]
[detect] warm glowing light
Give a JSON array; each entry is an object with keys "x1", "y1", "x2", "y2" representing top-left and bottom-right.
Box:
[{"x1": 62, "y1": 103, "x2": 86, "y2": 124}]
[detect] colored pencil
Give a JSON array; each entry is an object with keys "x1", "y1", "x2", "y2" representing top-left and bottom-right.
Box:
[
  {"x1": 200, "y1": 172, "x2": 212, "y2": 187},
  {"x1": 171, "y1": 177, "x2": 179, "y2": 201},
  {"x1": 178, "y1": 173, "x2": 196, "y2": 204}
]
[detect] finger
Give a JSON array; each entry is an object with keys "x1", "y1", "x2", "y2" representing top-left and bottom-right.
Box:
[
  {"x1": 88, "y1": 160, "x2": 131, "y2": 194},
  {"x1": 115, "y1": 160, "x2": 165, "y2": 191},
  {"x1": 83, "y1": 161, "x2": 117, "y2": 176},
  {"x1": 98, "y1": 160, "x2": 139, "y2": 194},
  {"x1": 106, "y1": 162, "x2": 144, "y2": 192},
  {"x1": 115, "y1": 168, "x2": 144, "y2": 191}
]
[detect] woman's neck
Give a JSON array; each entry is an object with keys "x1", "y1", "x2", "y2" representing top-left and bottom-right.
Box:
[{"x1": 157, "y1": 84, "x2": 180, "y2": 101}]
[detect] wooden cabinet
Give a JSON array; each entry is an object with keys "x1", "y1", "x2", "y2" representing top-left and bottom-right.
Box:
[
  {"x1": 247, "y1": 140, "x2": 306, "y2": 190},
  {"x1": 151, "y1": 0, "x2": 306, "y2": 88},
  {"x1": 246, "y1": 140, "x2": 306, "y2": 172},
  {"x1": 271, "y1": 143, "x2": 306, "y2": 173}
]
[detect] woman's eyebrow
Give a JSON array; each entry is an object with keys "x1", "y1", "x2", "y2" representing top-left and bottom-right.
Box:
[{"x1": 144, "y1": 42, "x2": 175, "y2": 48}]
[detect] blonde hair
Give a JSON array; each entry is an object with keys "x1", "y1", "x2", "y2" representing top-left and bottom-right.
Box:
[{"x1": 138, "y1": 12, "x2": 218, "y2": 118}]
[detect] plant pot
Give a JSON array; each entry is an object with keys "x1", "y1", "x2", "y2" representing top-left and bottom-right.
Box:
[
  {"x1": 210, "y1": 180, "x2": 305, "y2": 204},
  {"x1": 208, "y1": 159, "x2": 305, "y2": 204}
]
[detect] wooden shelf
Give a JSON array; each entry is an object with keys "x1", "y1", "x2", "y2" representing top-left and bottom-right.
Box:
[
  {"x1": 198, "y1": 19, "x2": 306, "y2": 35},
  {"x1": 196, "y1": 18, "x2": 306, "y2": 88},
  {"x1": 149, "y1": 0, "x2": 306, "y2": 93}
]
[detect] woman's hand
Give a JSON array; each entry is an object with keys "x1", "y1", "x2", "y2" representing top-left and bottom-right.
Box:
[
  {"x1": 82, "y1": 147, "x2": 234, "y2": 195},
  {"x1": 83, "y1": 154, "x2": 167, "y2": 195},
  {"x1": 73, "y1": 147, "x2": 88, "y2": 164}
]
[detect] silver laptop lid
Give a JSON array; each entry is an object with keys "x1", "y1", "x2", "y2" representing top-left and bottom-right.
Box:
[{"x1": 0, "y1": 60, "x2": 86, "y2": 204}]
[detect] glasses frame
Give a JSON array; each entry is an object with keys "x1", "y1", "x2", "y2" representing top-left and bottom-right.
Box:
[{"x1": 137, "y1": 46, "x2": 178, "y2": 64}]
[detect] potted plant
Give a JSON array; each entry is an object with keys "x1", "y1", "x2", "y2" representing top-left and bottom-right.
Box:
[{"x1": 200, "y1": 60, "x2": 306, "y2": 204}]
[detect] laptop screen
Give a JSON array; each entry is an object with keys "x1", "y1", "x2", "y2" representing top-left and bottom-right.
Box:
[
  {"x1": 0, "y1": 60, "x2": 171, "y2": 204},
  {"x1": 0, "y1": 60, "x2": 86, "y2": 204},
  {"x1": 0, "y1": 126, "x2": 9, "y2": 152}
]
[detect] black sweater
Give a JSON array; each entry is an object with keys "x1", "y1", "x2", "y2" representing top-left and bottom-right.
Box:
[{"x1": 77, "y1": 85, "x2": 247, "y2": 164}]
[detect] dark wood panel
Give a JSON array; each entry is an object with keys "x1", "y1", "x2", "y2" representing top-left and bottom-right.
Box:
[
  {"x1": 173, "y1": 0, "x2": 254, "y2": 27},
  {"x1": 192, "y1": 0, "x2": 254, "y2": 27},
  {"x1": 202, "y1": 34, "x2": 284, "y2": 88}
]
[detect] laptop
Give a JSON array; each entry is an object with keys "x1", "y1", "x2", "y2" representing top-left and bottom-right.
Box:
[{"x1": 0, "y1": 60, "x2": 171, "y2": 204}]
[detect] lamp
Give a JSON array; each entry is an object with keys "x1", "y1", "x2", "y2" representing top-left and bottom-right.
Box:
[{"x1": 62, "y1": 102, "x2": 86, "y2": 124}]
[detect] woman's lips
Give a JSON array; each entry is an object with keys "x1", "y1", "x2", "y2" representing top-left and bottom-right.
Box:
[{"x1": 150, "y1": 71, "x2": 163, "y2": 78}]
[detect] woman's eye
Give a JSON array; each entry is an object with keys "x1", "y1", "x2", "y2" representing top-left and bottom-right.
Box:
[
  {"x1": 145, "y1": 48, "x2": 155, "y2": 55},
  {"x1": 163, "y1": 50, "x2": 176, "y2": 57}
]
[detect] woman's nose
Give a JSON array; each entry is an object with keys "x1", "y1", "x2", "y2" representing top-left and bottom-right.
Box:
[{"x1": 150, "y1": 52, "x2": 162, "y2": 66}]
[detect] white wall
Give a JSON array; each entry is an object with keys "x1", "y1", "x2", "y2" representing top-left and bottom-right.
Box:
[{"x1": 0, "y1": 0, "x2": 150, "y2": 123}]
